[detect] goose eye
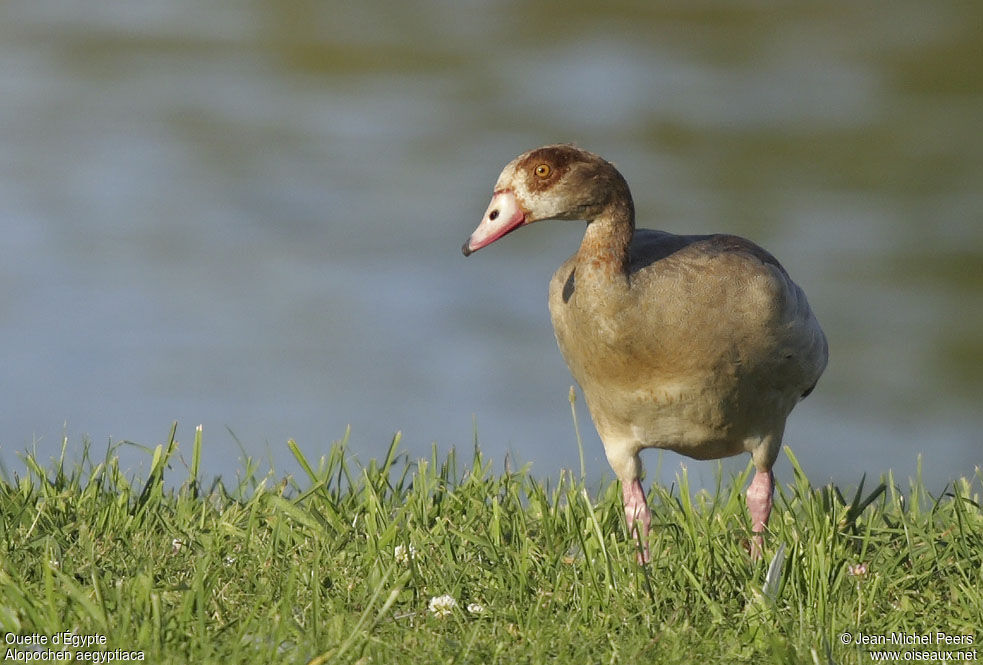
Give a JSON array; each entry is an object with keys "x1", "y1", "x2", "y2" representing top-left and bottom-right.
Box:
[{"x1": 534, "y1": 164, "x2": 551, "y2": 178}]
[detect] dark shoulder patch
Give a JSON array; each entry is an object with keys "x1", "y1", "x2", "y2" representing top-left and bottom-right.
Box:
[
  {"x1": 701, "y1": 234, "x2": 788, "y2": 275},
  {"x1": 562, "y1": 267, "x2": 576, "y2": 303},
  {"x1": 626, "y1": 230, "x2": 694, "y2": 273},
  {"x1": 625, "y1": 230, "x2": 791, "y2": 279}
]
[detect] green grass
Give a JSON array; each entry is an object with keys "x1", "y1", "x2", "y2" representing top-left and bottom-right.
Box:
[{"x1": 0, "y1": 421, "x2": 980, "y2": 665}]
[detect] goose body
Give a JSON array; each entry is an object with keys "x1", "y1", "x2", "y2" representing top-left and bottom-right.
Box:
[{"x1": 463, "y1": 144, "x2": 827, "y2": 560}]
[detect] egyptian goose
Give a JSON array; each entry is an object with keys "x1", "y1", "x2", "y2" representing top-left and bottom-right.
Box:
[{"x1": 462, "y1": 144, "x2": 828, "y2": 561}]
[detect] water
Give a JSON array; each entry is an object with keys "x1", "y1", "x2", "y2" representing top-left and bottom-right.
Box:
[{"x1": 1, "y1": 0, "x2": 980, "y2": 491}]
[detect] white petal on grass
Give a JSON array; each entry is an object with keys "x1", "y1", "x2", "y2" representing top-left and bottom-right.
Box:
[
  {"x1": 763, "y1": 542, "x2": 787, "y2": 603},
  {"x1": 848, "y1": 562, "x2": 868, "y2": 577},
  {"x1": 428, "y1": 595, "x2": 457, "y2": 617},
  {"x1": 466, "y1": 603, "x2": 485, "y2": 615},
  {"x1": 394, "y1": 544, "x2": 417, "y2": 564}
]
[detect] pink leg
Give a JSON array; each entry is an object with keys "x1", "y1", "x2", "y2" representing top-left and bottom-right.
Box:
[
  {"x1": 622, "y1": 478, "x2": 652, "y2": 564},
  {"x1": 746, "y1": 469, "x2": 774, "y2": 559}
]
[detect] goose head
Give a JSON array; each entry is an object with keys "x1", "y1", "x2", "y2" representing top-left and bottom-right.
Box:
[{"x1": 462, "y1": 144, "x2": 633, "y2": 256}]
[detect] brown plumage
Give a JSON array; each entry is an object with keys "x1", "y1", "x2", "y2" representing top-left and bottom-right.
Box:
[{"x1": 463, "y1": 144, "x2": 827, "y2": 561}]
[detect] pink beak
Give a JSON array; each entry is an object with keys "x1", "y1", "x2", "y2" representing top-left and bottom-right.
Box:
[{"x1": 462, "y1": 190, "x2": 526, "y2": 256}]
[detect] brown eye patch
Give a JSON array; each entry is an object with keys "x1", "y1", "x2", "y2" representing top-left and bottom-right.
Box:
[{"x1": 519, "y1": 145, "x2": 581, "y2": 192}]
